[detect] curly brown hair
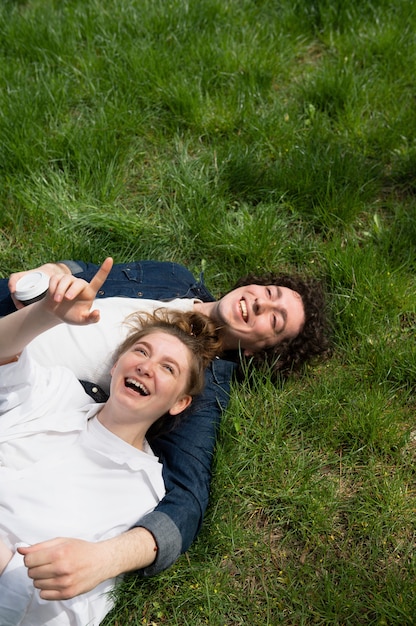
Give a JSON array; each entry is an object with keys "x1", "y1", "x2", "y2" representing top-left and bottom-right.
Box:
[{"x1": 230, "y1": 272, "x2": 331, "y2": 381}]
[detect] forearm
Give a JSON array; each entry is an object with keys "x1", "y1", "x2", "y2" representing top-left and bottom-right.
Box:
[
  {"x1": 97, "y1": 527, "x2": 158, "y2": 578},
  {"x1": 0, "y1": 301, "x2": 60, "y2": 363}
]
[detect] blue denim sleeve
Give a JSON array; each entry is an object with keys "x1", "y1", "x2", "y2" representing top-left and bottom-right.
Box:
[
  {"x1": 0, "y1": 279, "x2": 15, "y2": 316},
  {"x1": 137, "y1": 357, "x2": 236, "y2": 576}
]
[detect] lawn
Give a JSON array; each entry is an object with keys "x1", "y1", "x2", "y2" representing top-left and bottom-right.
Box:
[{"x1": 0, "y1": 0, "x2": 415, "y2": 624}]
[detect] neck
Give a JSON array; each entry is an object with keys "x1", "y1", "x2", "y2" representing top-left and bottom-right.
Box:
[
  {"x1": 194, "y1": 300, "x2": 239, "y2": 351},
  {"x1": 97, "y1": 403, "x2": 147, "y2": 450},
  {"x1": 193, "y1": 300, "x2": 218, "y2": 320}
]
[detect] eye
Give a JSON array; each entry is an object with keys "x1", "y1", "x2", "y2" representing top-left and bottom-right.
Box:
[
  {"x1": 134, "y1": 346, "x2": 147, "y2": 356},
  {"x1": 162, "y1": 363, "x2": 175, "y2": 374},
  {"x1": 266, "y1": 287, "x2": 272, "y2": 298}
]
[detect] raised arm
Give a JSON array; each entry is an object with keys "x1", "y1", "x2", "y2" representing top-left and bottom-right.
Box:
[{"x1": 0, "y1": 258, "x2": 113, "y2": 364}]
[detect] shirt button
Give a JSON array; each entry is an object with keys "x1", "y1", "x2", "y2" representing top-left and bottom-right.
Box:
[
  {"x1": 98, "y1": 290, "x2": 105, "y2": 296},
  {"x1": 137, "y1": 292, "x2": 143, "y2": 297}
]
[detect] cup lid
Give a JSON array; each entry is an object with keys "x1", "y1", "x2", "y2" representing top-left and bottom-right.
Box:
[{"x1": 15, "y1": 271, "x2": 50, "y2": 301}]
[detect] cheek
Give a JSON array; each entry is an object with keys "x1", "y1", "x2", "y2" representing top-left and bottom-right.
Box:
[{"x1": 255, "y1": 316, "x2": 271, "y2": 337}]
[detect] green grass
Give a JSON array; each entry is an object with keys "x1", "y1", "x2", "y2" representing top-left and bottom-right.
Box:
[{"x1": 1, "y1": 0, "x2": 415, "y2": 624}]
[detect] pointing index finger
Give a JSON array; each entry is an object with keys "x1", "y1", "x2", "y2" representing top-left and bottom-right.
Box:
[{"x1": 89, "y1": 258, "x2": 113, "y2": 295}]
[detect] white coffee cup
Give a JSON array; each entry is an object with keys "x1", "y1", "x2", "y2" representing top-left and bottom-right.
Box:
[{"x1": 15, "y1": 272, "x2": 50, "y2": 306}]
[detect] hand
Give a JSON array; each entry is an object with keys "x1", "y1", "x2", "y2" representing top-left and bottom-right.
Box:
[
  {"x1": 0, "y1": 258, "x2": 113, "y2": 365},
  {"x1": 17, "y1": 527, "x2": 158, "y2": 600},
  {"x1": 8, "y1": 263, "x2": 71, "y2": 310},
  {"x1": 43, "y1": 257, "x2": 113, "y2": 326},
  {"x1": 17, "y1": 538, "x2": 113, "y2": 600}
]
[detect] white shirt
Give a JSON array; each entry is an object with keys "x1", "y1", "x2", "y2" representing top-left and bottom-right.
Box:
[{"x1": 0, "y1": 350, "x2": 165, "y2": 625}]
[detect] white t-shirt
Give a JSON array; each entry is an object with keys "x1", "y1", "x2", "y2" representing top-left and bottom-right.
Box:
[
  {"x1": 0, "y1": 350, "x2": 165, "y2": 626},
  {"x1": 26, "y1": 297, "x2": 197, "y2": 392}
]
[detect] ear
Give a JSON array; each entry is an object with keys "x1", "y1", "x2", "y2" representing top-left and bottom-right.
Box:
[
  {"x1": 110, "y1": 361, "x2": 118, "y2": 377},
  {"x1": 168, "y1": 394, "x2": 192, "y2": 416},
  {"x1": 243, "y1": 348, "x2": 254, "y2": 357}
]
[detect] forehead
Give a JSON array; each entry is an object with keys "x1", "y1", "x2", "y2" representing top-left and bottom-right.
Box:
[
  {"x1": 236, "y1": 282, "x2": 302, "y2": 302},
  {"x1": 138, "y1": 330, "x2": 182, "y2": 349},
  {"x1": 137, "y1": 330, "x2": 191, "y2": 363}
]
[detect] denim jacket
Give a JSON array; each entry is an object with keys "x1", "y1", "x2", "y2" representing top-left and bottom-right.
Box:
[{"x1": 0, "y1": 261, "x2": 236, "y2": 576}]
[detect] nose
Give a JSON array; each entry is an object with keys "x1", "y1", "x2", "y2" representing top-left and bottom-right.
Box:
[
  {"x1": 253, "y1": 298, "x2": 272, "y2": 315},
  {"x1": 137, "y1": 360, "x2": 154, "y2": 376}
]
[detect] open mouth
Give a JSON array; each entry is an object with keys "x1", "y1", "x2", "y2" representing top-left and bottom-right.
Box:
[
  {"x1": 125, "y1": 378, "x2": 150, "y2": 396},
  {"x1": 239, "y1": 298, "x2": 248, "y2": 322}
]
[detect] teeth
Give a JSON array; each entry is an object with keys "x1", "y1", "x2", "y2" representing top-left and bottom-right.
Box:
[
  {"x1": 125, "y1": 378, "x2": 150, "y2": 396},
  {"x1": 240, "y1": 299, "x2": 248, "y2": 322}
]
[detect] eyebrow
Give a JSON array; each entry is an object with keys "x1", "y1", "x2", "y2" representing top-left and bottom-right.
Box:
[
  {"x1": 135, "y1": 340, "x2": 182, "y2": 373},
  {"x1": 275, "y1": 310, "x2": 287, "y2": 335},
  {"x1": 273, "y1": 288, "x2": 287, "y2": 334}
]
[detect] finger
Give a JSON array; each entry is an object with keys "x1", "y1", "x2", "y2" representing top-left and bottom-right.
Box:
[
  {"x1": 35, "y1": 575, "x2": 82, "y2": 600},
  {"x1": 20, "y1": 551, "x2": 63, "y2": 582},
  {"x1": 84, "y1": 309, "x2": 101, "y2": 324},
  {"x1": 11, "y1": 294, "x2": 25, "y2": 310},
  {"x1": 30, "y1": 569, "x2": 78, "y2": 599},
  {"x1": 8, "y1": 272, "x2": 24, "y2": 294},
  {"x1": 39, "y1": 590, "x2": 62, "y2": 600},
  {"x1": 30, "y1": 569, "x2": 61, "y2": 584},
  {"x1": 17, "y1": 537, "x2": 62, "y2": 560},
  {"x1": 18, "y1": 547, "x2": 51, "y2": 570},
  {"x1": 39, "y1": 588, "x2": 71, "y2": 601},
  {"x1": 27, "y1": 565, "x2": 54, "y2": 581},
  {"x1": 88, "y1": 257, "x2": 113, "y2": 295},
  {"x1": 48, "y1": 274, "x2": 77, "y2": 303}
]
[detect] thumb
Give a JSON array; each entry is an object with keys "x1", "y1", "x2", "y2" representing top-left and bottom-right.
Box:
[{"x1": 84, "y1": 308, "x2": 101, "y2": 325}]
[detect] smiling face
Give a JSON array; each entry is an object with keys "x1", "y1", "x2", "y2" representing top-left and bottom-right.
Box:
[
  {"x1": 213, "y1": 284, "x2": 305, "y2": 355},
  {"x1": 109, "y1": 331, "x2": 193, "y2": 427}
]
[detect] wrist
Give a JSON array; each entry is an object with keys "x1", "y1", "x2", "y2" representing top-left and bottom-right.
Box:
[
  {"x1": 55, "y1": 262, "x2": 73, "y2": 276},
  {"x1": 57, "y1": 260, "x2": 84, "y2": 275}
]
